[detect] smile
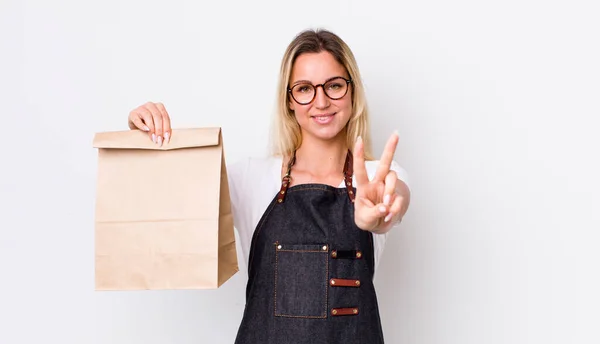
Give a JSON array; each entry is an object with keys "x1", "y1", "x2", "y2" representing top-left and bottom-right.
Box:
[{"x1": 311, "y1": 112, "x2": 336, "y2": 124}]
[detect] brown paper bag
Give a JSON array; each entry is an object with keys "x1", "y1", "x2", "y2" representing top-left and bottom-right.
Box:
[{"x1": 92, "y1": 127, "x2": 238, "y2": 290}]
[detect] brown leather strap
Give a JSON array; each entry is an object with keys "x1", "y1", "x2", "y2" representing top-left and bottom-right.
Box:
[
  {"x1": 329, "y1": 278, "x2": 361, "y2": 287},
  {"x1": 277, "y1": 149, "x2": 354, "y2": 204},
  {"x1": 343, "y1": 150, "x2": 355, "y2": 203},
  {"x1": 331, "y1": 307, "x2": 359, "y2": 316},
  {"x1": 276, "y1": 151, "x2": 296, "y2": 203}
]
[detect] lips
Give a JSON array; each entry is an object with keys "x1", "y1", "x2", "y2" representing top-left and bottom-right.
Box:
[{"x1": 311, "y1": 112, "x2": 336, "y2": 124}]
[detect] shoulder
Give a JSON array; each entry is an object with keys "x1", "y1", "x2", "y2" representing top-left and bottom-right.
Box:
[
  {"x1": 227, "y1": 155, "x2": 283, "y2": 198},
  {"x1": 363, "y1": 159, "x2": 410, "y2": 189},
  {"x1": 227, "y1": 155, "x2": 282, "y2": 224},
  {"x1": 228, "y1": 155, "x2": 282, "y2": 179}
]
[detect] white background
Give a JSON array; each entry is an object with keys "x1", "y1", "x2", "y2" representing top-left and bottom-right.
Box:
[{"x1": 2, "y1": 0, "x2": 599, "y2": 343}]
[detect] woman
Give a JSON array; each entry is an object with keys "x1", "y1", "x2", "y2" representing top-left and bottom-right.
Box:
[{"x1": 127, "y1": 29, "x2": 410, "y2": 344}]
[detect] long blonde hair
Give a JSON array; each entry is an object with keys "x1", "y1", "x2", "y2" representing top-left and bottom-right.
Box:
[{"x1": 270, "y1": 29, "x2": 374, "y2": 160}]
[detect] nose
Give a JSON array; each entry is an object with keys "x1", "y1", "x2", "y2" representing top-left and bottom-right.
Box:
[{"x1": 313, "y1": 85, "x2": 330, "y2": 109}]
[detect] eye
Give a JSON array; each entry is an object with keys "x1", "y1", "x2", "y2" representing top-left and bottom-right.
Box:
[
  {"x1": 327, "y1": 82, "x2": 343, "y2": 90},
  {"x1": 295, "y1": 84, "x2": 312, "y2": 93}
]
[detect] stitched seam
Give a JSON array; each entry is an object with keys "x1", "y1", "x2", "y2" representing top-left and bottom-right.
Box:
[
  {"x1": 274, "y1": 250, "x2": 329, "y2": 318},
  {"x1": 325, "y1": 248, "x2": 329, "y2": 318},
  {"x1": 278, "y1": 249, "x2": 323, "y2": 253},
  {"x1": 275, "y1": 314, "x2": 327, "y2": 319},
  {"x1": 274, "y1": 245, "x2": 278, "y2": 317}
]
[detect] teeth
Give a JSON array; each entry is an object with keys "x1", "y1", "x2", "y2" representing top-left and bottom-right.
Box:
[{"x1": 313, "y1": 114, "x2": 334, "y2": 122}]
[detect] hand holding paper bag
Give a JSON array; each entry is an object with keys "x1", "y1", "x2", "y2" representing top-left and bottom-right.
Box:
[
  {"x1": 127, "y1": 102, "x2": 172, "y2": 146},
  {"x1": 92, "y1": 126, "x2": 239, "y2": 290}
]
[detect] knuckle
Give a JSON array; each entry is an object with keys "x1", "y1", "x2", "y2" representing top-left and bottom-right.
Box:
[{"x1": 129, "y1": 110, "x2": 141, "y2": 119}]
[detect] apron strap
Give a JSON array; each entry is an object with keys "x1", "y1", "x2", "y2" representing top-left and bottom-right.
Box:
[
  {"x1": 276, "y1": 151, "x2": 296, "y2": 203},
  {"x1": 343, "y1": 150, "x2": 355, "y2": 203},
  {"x1": 277, "y1": 149, "x2": 355, "y2": 203}
]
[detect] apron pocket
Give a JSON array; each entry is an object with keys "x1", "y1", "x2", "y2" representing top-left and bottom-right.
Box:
[{"x1": 274, "y1": 243, "x2": 329, "y2": 318}]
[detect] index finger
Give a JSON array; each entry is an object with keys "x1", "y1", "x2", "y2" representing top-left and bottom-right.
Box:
[
  {"x1": 374, "y1": 131, "x2": 399, "y2": 181},
  {"x1": 353, "y1": 136, "x2": 369, "y2": 187}
]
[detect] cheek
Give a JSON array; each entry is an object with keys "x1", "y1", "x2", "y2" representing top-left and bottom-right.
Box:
[
  {"x1": 336, "y1": 98, "x2": 353, "y2": 116},
  {"x1": 292, "y1": 105, "x2": 309, "y2": 119}
]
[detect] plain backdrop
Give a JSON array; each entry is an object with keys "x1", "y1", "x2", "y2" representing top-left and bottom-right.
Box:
[{"x1": 2, "y1": 0, "x2": 599, "y2": 343}]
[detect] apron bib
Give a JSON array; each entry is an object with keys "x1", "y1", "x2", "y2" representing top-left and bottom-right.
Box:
[{"x1": 234, "y1": 151, "x2": 385, "y2": 344}]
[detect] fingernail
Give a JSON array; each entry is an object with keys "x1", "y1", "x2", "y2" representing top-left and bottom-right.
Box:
[
  {"x1": 158, "y1": 135, "x2": 163, "y2": 147},
  {"x1": 383, "y1": 194, "x2": 390, "y2": 206},
  {"x1": 164, "y1": 132, "x2": 170, "y2": 143},
  {"x1": 393, "y1": 130, "x2": 399, "y2": 136},
  {"x1": 143, "y1": 126, "x2": 150, "y2": 131},
  {"x1": 379, "y1": 206, "x2": 387, "y2": 213},
  {"x1": 384, "y1": 213, "x2": 392, "y2": 222},
  {"x1": 152, "y1": 133, "x2": 156, "y2": 143}
]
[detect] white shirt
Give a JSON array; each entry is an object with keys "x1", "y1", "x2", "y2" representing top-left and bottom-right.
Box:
[{"x1": 227, "y1": 156, "x2": 410, "y2": 273}]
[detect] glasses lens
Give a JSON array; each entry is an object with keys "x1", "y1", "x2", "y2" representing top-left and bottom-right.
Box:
[
  {"x1": 291, "y1": 84, "x2": 315, "y2": 104},
  {"x1": 324, "y1": 78, "x2": 348, "y2": 99}
]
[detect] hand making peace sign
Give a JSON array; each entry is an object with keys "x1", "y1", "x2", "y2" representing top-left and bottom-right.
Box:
[{"x1": 353, "y1": 132, "x2": 409, "y2": 233}]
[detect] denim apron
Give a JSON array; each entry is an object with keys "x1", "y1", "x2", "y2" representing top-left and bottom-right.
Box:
[{"x1": 234, "y1": 150, "x2": 385, "y2": 344}]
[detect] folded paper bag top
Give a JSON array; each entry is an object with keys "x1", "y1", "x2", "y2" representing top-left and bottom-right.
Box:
[
  {"x1": 92, "y1": 127, "x2": 220, "y2": 151},
  {"x1": 92, "y1": 127, "x2": 239, "y2": 290}
]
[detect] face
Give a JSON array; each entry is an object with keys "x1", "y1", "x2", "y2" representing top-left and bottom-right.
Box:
[{"x1": 288, "y1": 51, "x2": 353, "y2": 142}]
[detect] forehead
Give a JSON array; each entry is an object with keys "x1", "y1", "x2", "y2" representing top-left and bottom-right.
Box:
[{"x1": 290, "y1": 51, "x2": 347, "y2": 83}]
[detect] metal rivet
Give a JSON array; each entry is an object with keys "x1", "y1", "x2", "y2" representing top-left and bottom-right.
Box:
[
  {"x1": 348, "y1": 190, "x2": 353, "y2": 195},
  {"x1": 353, "y1": 309, "x2": 358, "y2": 314},
  {"x1": 356, "y1": 251, "x2": 362, "y2": 258},
  {"x1": 355, "y1": 280, "x2": 360, "y2": 286},
  {"x1": 331, "y1": 251, "x2": 337, "y2": 258},
  {"x1": 330, "y1": 279, "x2": 336, "y2": 285},
  {"x1": 280, "y1": 190, "x2": 285, "y2": 194},
  {"x1": 277, "y1": 245, "x2": 282, "y2": 250},
  {"x1": 322, "y1": 245, "x2": 327, "y2": 251},
  {"x1": 277, "y1": 199, "x2": 283, "y2": 203},
  {"x1": 332, "y1": 309, "x2": 338, "y2": 315}
]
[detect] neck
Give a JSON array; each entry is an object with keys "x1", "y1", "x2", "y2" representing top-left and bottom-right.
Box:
[{"x1": 293, "y1": 133, "x2": 348, "y2": 177}]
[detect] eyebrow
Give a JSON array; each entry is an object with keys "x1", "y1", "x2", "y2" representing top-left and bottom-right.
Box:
[{"x1": 291, "y1": 75, "x2": 347, "y2": 87}]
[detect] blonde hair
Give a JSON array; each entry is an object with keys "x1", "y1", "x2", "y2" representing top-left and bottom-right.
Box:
[{"x1": 270, "y1": 29, "x2": 374, "y2": 160}]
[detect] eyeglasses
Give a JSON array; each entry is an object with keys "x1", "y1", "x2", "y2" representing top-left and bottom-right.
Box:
[{"x1": 288, "y1": 77, "x2": 352, "y2": 105}]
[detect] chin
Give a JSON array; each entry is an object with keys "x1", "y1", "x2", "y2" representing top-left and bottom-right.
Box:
[{"x1": 305, "y1": 126, "x2": 347, "y2": 142}]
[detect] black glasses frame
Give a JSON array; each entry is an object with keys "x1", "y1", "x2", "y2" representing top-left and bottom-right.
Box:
[{"x1": 288, "y1": 77, "x2": 353, "y2": 105}]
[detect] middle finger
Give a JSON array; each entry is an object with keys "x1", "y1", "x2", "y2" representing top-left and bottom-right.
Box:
[{"x1": 374, "y1": 131, "x2": 399, "y2": 181}]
